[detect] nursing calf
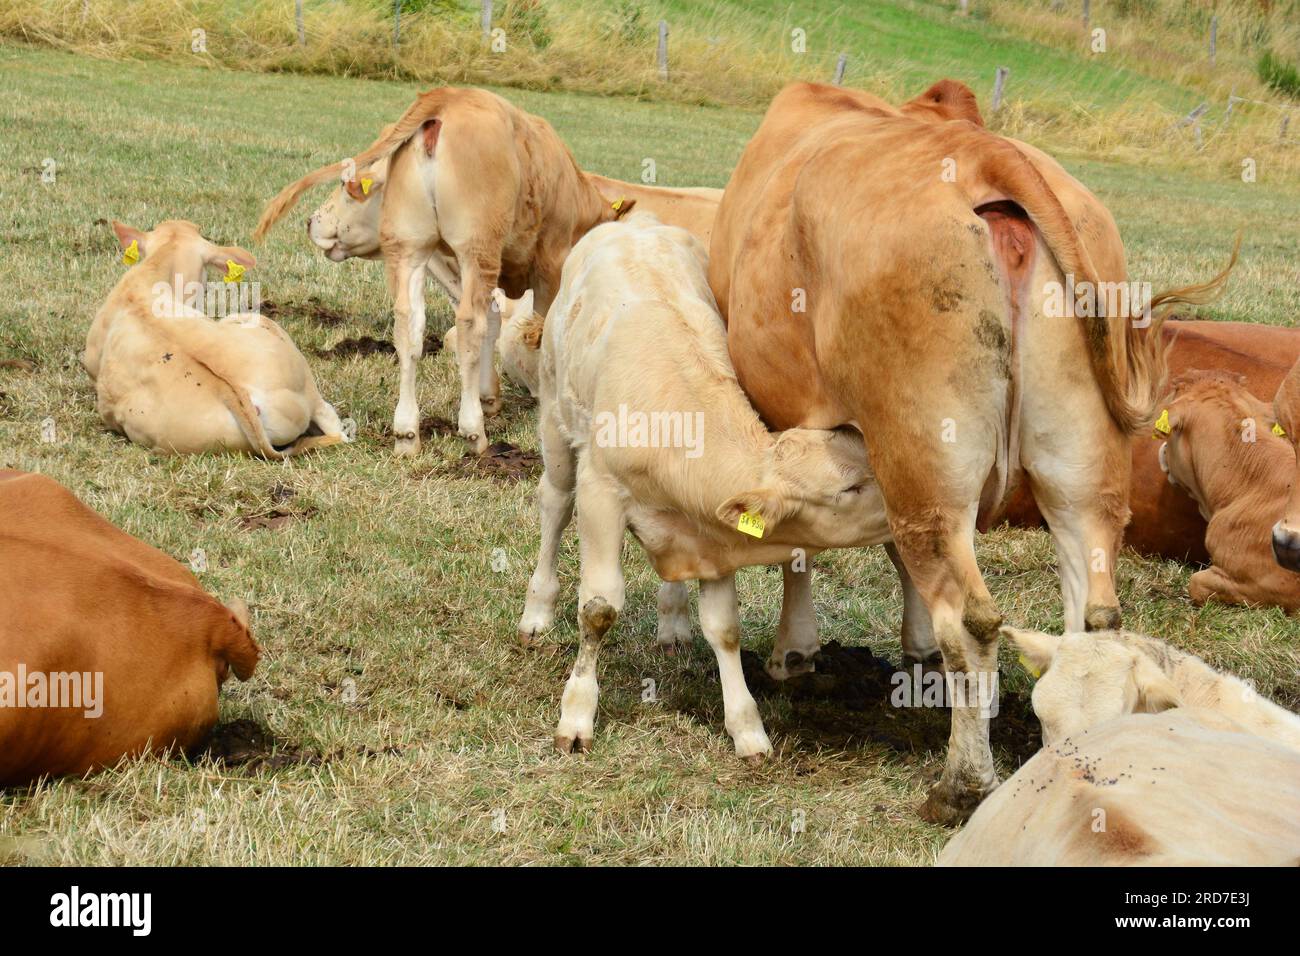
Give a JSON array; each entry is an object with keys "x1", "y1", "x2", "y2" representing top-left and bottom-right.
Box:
[
  {"x1": 1158, "y1": 370, "x2": 1300, "y2": 610},
  {"x1": 0, "y1": 471, "x2": 260, "y2": 786},
  {"x1": 1273, "y1": 356, "x2": 1300, "y2": 571},
  {"x1": 937, "y1": 627, "x2": 1300, "y2": 865},
  {"x1": 522, "y1": 214, "x2": 895, "y2": 759},
  {"x1": 86, "y1": 220, "x2": 345, "y2": 457}
]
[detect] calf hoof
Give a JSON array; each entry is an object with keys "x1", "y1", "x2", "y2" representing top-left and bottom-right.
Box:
[
  {"x1": 460, "y1": 431, "x2": 488, "y2": 455},
  {"x1": 393, "y1": 432, "x2": 421, "y2": 458},
  {"x1": 554, "y1": 733, "x2": 592, "y2": 755},
  {"x1": 917, "y1": 777, "x2": 998, "y2": 827},
  {"x1": 902, "y1": 650, "x2": 946, "y2": 677},
  {"x1": 481, "y1": 396, "x2": 502, "y2": 419},
  {"x1": 1084, "y1": 605, "x2": 1122, "y2": 632},
  {"x1": 733, "y1": 733, "x2": 773, "y2": 764},
  {"x1": 765, "y1": 649, "x2": 817, "y2": 681}
]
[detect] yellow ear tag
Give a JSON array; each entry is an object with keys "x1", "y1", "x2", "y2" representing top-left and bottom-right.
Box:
[
  {"x1": 1273, "y1": 422, "x2": 1287, "y2": 438},
  {"x1": 737, "y1": 511, "x2": 765, "y2": 538},
  {"x1": 122, "y1": 239, "x2": 140, "y2": 266},
  {"x1": 1152, "y1": 408, "x2": 1171, "y2": 439},
  {"x1": 611, "y1": 198, "x2": 624, "y2": 212},
  {"x1": 361, "y1": 177, "x2": 373, "y2": 196},
  {"x1": 222, "y1": 260, "x2": 246, "y2": 284},
  {"x1": 1018, "y1": 653, "x2": 1041, "y2": 679}
]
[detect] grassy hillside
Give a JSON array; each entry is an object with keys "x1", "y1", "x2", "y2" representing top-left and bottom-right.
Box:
[{"x1": 1, "y1": 45, "x2": 1297, "y2": 865}]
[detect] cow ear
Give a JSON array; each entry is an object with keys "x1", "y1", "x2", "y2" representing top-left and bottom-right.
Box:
[
  {"x1": 520, "y1": 289, "x2": 535, "y2": 314},
  {"x1": 611, "y1": 197, "x2": 637, "y2": 219},
  {"x1": 1000, "y1": 626, "x2": 1060, "y2": 675},
  {"x1": 716, "y1": 487, "x2": 784, "y2": 537},
  {"x1": 1132, "y1": 652, "x2": 1181, "y2": 713},
  {"x1": 206, "y1": 244, "x2": 257, "y2": 270},
  {"x1": 112, "y1": 221, "x2": 147, "y2": 255}
]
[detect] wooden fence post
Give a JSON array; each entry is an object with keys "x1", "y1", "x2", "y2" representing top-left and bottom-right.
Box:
[
  {"x1": 1209, "y1": 15, "x2": 1217, "y2": 65},
  {"x1": 1082, "y1": 0, "x2": 1090, "y2": 31},
  {"x1": 481, "y1": 0, "x2": 492, "y2": 39},
  {"x1": 393, "y1": 0, "x2": 401, "y2": 48},
  {"x1": 296, "y1": 0, "x2": 305, "y2": 46},
  {"x1": 1281, "y1": 113, "x2": 1292, "y2": 143},
  {"x1": 992, "y1": 66, "x2": 1009, "y2": 112},
  {"x1": 833, "y1": 53, "x2": 847, "y2": 85},
  {"x1": 657, "y1": 20, "x2": 669, "y2": 81}
]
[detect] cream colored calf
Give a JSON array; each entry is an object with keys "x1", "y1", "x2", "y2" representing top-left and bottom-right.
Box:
[
  {"x1": 86, "y1": 221, "x2": 345, "y2": 457},
  {"x1": 937, "y1": 627, "x2": 1300, "y2": 865},
  {"x1": 521, "y1": 214, "x2": 904, "y2": 760},
  {"x1": 442, "y1": 289, "x2": 543, "y2": 397}
]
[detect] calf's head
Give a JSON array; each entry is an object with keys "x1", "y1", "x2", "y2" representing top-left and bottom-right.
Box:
[
  {"x1": 1003, "y1": 627, "x2": 1181, "y2": 745},
  {"x1": 112, "y1": 219, "x2": 256, "y2": 287},
  {"x1": 307, "y1": 158, "x2": 387, "y2": 262},
  {"x1": 1272, "y1": 359, "x2": 1300, "y2": 572},
  {"x1": 716, "y1": 428, "x2": 881, "y2": 546}
]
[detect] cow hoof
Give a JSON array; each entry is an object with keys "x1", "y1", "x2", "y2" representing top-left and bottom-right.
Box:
[
  {"x1": 766, "y1": 649, "x2": 817, "y2": 681},
  {"x1": 481, "y1": 396, "x2": 502, "y2": 419},
  {"x1": 461, "y1": 432, "x2": 488, "y2": 455},
  {"x1": 741, "y1": 751, "x2": 768, "y2": 768},
  {"x1": 1084, "y1": 605, "x2": 1122, "y2": 632},
  {"x1": 554, "y1": 733, "x2": 592, "y2": 755},
  {"x1": 902, "y1": 651, "x2": 946, "y2": 677},
  {"x1": 393, "y1": 433, "x2": 420, "y2": 457},
  {"x1": 918, "y1": 778, "x2": 998, "y2": 827}
]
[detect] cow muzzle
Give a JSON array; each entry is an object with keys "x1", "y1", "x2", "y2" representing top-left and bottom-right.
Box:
[{"x1": 1272, "y1": 520, "x2": 1300, "y2": 573}]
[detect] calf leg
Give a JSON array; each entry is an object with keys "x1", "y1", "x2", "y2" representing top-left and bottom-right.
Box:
[
  {"x1": 554, "y1": 467, "x2": 626, "y2": 753},
  {"x1": 518, "y1": 404, "x2": 576, "y2": 644},
  {"x1": 655, "y1": 581, "x2": 692, "y2": 653},
  {"x1": 698, "y1": 574, "x2": 772, "y2": 761},
  {"x1": 452, "y1": 263, "x2": 498, "y2": 455},
  {"x1": 388, "y1": 253, "x2": 431, "y2": 457},
  {"x1": 479, "y1": 297, "x2": 502, "y2": 418},
  {"x1": 767, "y1": 561, "x2": 819, "y2": 680},
  {"x1": 887, "y1": 543, "x2": 941, "y2": 669}
]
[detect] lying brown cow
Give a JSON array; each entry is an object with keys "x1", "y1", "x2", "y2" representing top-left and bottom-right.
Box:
[
  {"x1": 0, "y1": 471, "x2": 259, "y2": 786},
  {"x1": 1158, "y1": 369, "x2": 1300, "y2": 610},
  {"x1": 1004, "y1": 319, "x2": 1300, "y2": 563},
  {"x1": 1273, "y1": 356, "x2": 1300, "y2": 571},
  {"x1": 710, "y1": 79, "x2": 1227, "y2": 822}
]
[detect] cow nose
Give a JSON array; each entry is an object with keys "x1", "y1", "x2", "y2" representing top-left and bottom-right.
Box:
[{"x1": 1272, "y1": 520, "x2": 1300, "y2": 572}]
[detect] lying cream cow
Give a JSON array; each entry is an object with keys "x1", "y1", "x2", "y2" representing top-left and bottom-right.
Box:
[
  {"x1": 86, "y1": 220, "x2": 346, "y2": 457},
  {"x1": 937, "y1": 627, "x2": 1300, "y2": 865},
  {"x1": 521, "y1": 213, "x2": 906, "y2": 760}
]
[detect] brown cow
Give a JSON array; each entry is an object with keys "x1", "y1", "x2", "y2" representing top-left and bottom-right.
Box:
[
  {"x1": 1273, "y1": 356, "x2": 1300, "y2": 571},
  {"x1": 0, "y1": 471, "x2": 259, "y2": 786},
  {"x1": 709, "y1": 79, "x2": 1228, "y2": 822},
  {"x1": 255, "y1": 88, "x2": 645, "y2": 456},
  {"x1": 1005, "y1": 319, "x2": 1300, "y2": 563},
  {"x1": 1158, "y1": 369, "x2": 1300, "y2": 610}
]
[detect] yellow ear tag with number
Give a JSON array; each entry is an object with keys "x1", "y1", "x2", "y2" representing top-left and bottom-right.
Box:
[
  {"x1": 222, "y1": 260, "x2": 246, "y2": 284},
  {"x1": 1273, "y1": 422, "x2": 1287, "y2": 438},
  {"x1": 361, "y1": 177, "x2": 373, "y2": 196},
  {"x1": 611, "y1": 198, "x2": 625, "y2": 212},
  {"x1": 122, "y1": 239, "x2": 140, "y2": 266},
  {"x1": 737, "y1": 511, "x2": 765, "y2": 539},
  {"x1": 1018, "y1": 653, "x2": 1041, "y2": 679},
  {"x1": 1152, "y1": 408, "x2": 1171, "y2": 439}
]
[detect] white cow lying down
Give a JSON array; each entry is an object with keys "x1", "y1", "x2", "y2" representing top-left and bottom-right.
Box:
[
  {"x1": 938, "y1": 627, "x2": 1300, "y2": 865},
  {"x1": 85, "y1": 220, "x2": 346, "y2": 457},
  {"x1": 520, "y1": 212, "x2": 902, "y2": 760}
]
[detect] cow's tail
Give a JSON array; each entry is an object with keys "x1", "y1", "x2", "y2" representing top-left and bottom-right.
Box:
[
  {"x1": 252, "y1": 92, "x2": 449, "y2": 240},
  {"x1": 970, "y1": 141, "x2": 1173, "y2": 434}
]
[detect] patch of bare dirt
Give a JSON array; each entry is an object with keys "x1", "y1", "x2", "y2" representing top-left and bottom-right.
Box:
[
  {"x1": 0, "y1": 359, "x2": 36, "y2": 372},
  {"x1": 313, "y1": 332, "x2": 442, "y2": 359},
  {"x1": 456, "y1": 441, "x2": 541, "y2": 482},
  {"x1": 201, "y1": 719, "x2": 402, "y2": 772},
  {"x1": 237, "y1": 506, "x2": 319, "y2": 531},
  {"x1": 260, "y1": 296, "x2": 353, "y2": 327}
]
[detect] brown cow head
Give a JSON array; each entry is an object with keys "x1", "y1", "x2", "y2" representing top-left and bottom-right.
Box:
[
  {"x1": 1272, "y1": 358, "x2": 1300, "y2": 572},
  {"x1": 306, "y1": 157, "x2": 389, "y2": 262}
]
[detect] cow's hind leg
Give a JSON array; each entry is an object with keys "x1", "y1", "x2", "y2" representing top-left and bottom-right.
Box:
[
  {"x1": 767, "y1": 561, "x2": 819, "y2": 680},
  {"x1": 698, "y1": 574, "x2": 772, "y2": 762},
  {"x1": 554, "y1": 466, "x2": 626, "y2": 753},
  {"x1": 887, "y1": 543, "x2": 942, "y2": 671},
  {"x1": 479, "y1": 296, "x2": 502, "y2": 418},
  {"x1": 655, "y1": 581, "x2": 692, "y2": 653},
  {"x1": 389, "y1": 253, "x2": 431, "y2": 457},
  {"x1": 452, "y1": 260, "x2": 499, "y2": 455}
]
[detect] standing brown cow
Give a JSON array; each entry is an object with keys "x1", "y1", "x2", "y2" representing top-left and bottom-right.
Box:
[{"x1": 709, "y1": 80, "x2": 1229, "y2": 823}]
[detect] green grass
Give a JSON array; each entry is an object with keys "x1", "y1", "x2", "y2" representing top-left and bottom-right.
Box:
[{"x1": 1, "y1": 44, "x2": 1298, "y2": 865}]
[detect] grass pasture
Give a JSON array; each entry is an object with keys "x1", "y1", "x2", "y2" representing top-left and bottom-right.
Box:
[{"x1": 1, "y1": 42, "x2": 1299, "y2": 866}]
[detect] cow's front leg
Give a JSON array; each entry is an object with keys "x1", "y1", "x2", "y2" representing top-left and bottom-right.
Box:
[
  {"x1": 453, "y1": 266, "x2": 497, "y2": 455},
  {"x1": 698, "y1": 574, "x2": 772, "y2": 762},
  {"x1": 554, "y1": 468, "x2": 626, "y2": 753},
  {"x1": 655, "y1": 581, "x2": 692, "y2": 653},
  {"x1": 886, "y1": 543, "x2": 942, "y2": 671},
  {"x1": 768, "y1": 560, "x2": 819, "y2": 680},
  {"x1": 518, "y1": 406, "x2": 576, "y2": 644},
  {"x1": 389, "y1": 254, "x2": 429, "y2": 457}
]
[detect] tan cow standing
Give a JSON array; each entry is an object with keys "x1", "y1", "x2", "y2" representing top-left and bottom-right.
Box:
[
  {"x1": 1273, "y1": 356, "x2": 1300, "y2": 571},
  {"x1": 937, "y1": 627, "x2": 1300, "y2": 865},
  {"x1": 86, "y1": 220, "x2": 346, "y2": 457},
  {"x1": 709, "y1": 79, "x2": 1228, "y2": 822},
  {"x1": 0, "y1": 470, "x2": 260, "y2": 786},
  {"x1": 1157, "y1": 369, "x2": 1300, "y2": 610},
  {"x1": 524, "y1": 214, "x2": 904, "y2": 758}
]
